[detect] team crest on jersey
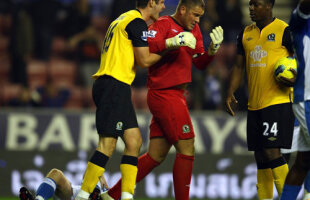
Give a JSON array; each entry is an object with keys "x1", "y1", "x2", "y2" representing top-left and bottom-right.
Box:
[
  {"x1": 182, "y1": 125, "x2": 190, "y2": 134},
  {"x1": 267, "y1": 33, "x2": 275, "y2": 41},
  {"x1": 147, "y1": 30, "x2": 157, "y2": 38},
  {"x1": 141, "y1": 31, "x2": 148, "y2": 41},
  {"x1": 116, "y1": 122, "x2": 123, "y2": 130},
  {"x1": 250, "y1": 45, "x2": 267, "y2": 62}
]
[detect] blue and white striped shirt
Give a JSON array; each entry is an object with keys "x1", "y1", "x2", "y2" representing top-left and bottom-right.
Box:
[{"x1": 290, "y1": 5, "x2": 310, "y2": 102}]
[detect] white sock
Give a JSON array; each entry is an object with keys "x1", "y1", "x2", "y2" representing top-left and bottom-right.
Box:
[
  {"x1": 121, "y1": 192, "x2": 133, "y2": 200},
  {"x1": 35, "y1": 196, "x2": 44, "y2": 200},
  {"x1": 76, "y1": 189, "x2": 90, "y2": 200}
]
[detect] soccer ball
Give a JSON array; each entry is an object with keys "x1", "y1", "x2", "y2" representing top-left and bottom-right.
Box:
[{"x1": 274, "y1": 57, "x2": 297, "y2": 82}]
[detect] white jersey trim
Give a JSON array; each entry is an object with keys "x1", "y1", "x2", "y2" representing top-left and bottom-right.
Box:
[
  {"x1": 303, "y1": 36, "x2": 310, "y2": 101},
  {"x1": 297, "y1": 4, "x2": 310, "y2": 19}
]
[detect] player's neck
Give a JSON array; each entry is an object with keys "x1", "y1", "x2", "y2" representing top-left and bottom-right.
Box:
[
  {"x1": 137, "y1": 7, "x2": 151, "y2": 22},
  {"x1": 171, "y1": 13, "x2": 184, "y2": 28},
  {"x1": 256, "y1": 16, "x2": 274, "y2": 30}
]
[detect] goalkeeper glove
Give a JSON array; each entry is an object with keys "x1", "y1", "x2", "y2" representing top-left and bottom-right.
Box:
[
  {"x1": 208, "y1": 26, "x2": 224, "y2": 55},
  {"x1": 166, "y1": 32, "x2": 196, "y2": 49}
]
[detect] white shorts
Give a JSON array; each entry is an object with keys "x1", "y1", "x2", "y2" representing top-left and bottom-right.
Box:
[
  {"x1": 290, "y1": 101, "x2": 310, "y2": 152},
  {"x1": 53, "y1": 184, "x2": 81, "y2": 200},
  {"x1": 281, "y1": 125, "x2": 302, "y2": 154},
  {"x1": 71, "y1": 185, "x2": 81, "y2": 200}
]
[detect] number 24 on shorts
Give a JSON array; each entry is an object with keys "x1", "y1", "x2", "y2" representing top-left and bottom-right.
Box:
[{"x1": 262, "y1": 122, "x2": 278, "y2": 136}]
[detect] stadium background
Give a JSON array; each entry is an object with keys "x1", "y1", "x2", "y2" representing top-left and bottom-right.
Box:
[{"x1": 0, "y1": 0, "x2": 300, "y2": 199}]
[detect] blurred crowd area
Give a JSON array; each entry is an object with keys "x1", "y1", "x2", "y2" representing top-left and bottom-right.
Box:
[{"x1": 0, "y1": 0, "x2": 296, "y2": 111}]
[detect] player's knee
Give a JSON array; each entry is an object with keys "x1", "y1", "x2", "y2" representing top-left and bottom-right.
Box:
[
  {"x1": 47, "y1": 168, "x2": 63, "y2": 181},
  {"x1": 98, "y1": 137, "x2": 117, "y2": 155},
  {"x1": 149, "y1": 151, "x2": 167, "y2": 163},
  {"x1": 177, "y1": 144, "x2": 195, "y2": 156},
  {"x1": 176, "y1": 140, "x2": 195, "y2": 156},
  {"x1": 262, "y1": 148, "x2": 281, "y2": 161},
  {"x1": 125, "y1": 136, "x2": 142, "y2": 152}
]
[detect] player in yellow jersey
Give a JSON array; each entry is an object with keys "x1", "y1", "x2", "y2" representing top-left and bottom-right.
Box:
[
  {"x1": 75, "y1": 0, "x2": 197, "y2": 200},
  {"x1": 225, "y1": 0, "x2": 296, "y2": 199}
]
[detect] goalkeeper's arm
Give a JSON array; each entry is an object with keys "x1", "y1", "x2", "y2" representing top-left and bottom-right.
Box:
[{"x1": 165, "y1": 32, "x2": 197, "y2": 49}]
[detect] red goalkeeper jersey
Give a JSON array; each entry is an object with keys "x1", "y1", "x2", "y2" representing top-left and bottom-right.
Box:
[{"x1": 147, "y1": 16, "x2": 213, "y2": 89}]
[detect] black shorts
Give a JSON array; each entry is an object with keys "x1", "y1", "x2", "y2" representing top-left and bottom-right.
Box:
[
  {"x1": 92, "y1": 75, "x2": 138, "y2": 137},
  {"x1": 247, "y1": 103, "x2": 294, "y2": 151}
]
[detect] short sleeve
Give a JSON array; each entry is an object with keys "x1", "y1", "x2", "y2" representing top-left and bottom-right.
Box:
[
  {"x1": 148, "y1": 20, "x2": 170, "y2": 53},
  {"x1": 125, "y1": 18, "x2": 148, "y2": 47},
  {"x1": 282, "y1": 27, "x2": 294, "y2": 54},
  {"x1": 236, "y1": 30, "x2": 245, "y2": 55}
]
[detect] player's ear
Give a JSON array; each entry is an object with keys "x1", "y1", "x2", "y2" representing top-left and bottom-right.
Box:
[
  {"x1": 179, "y1": 5, "x2": 186, "y2": 15},
  {"x1": 266, "y1": 1, "x2": 273, "y2": 10},
  {"x1": 149, "y1": 0, "x2": 156, "y2": 7}
]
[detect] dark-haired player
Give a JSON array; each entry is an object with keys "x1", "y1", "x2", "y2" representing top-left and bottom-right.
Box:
[
  {"x1": 280, "y1": 0, "x2": 310, "y2": 199},
  {"x1": 103, "y1": 0, "x2": 223, "y2": 200},
  {"x1": 225, "y1": 0, "x2": 296, "y2": 199},
  {"x1": 75, "y1": 0, "x2": 197, "y2": 200}
]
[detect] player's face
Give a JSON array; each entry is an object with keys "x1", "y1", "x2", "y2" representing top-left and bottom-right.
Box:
[
  {"x1": 150, "y1": 0, "x2": 166, "y2": 21},
  {"x1": 181, "y1": 5, "x2": 204, "y2": 31},
  {"x1": 249, "y1": 0, "x2": 271, "y2": 22}
]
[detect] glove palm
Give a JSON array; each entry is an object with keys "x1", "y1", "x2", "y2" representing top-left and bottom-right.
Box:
[{"x1": 208, "y1": 26, "x2": 224, "y2": 55}]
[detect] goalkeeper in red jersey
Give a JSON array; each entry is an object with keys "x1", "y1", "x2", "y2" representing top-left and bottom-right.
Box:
[{"x1": 103, "y1": 0, "x2": 223, "y2": 200}]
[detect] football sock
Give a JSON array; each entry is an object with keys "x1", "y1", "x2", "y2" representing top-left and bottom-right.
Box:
[
  {"x1": 120, "y1": 155, "x2": 138, "y2": 200},
  {"x1": 256, "y1": 162, "x2": 274, "y2": 200},
  {"x1": 35, "y1": 178, "x2": 56, "y2": 200},
  {"x1": 173, "y1": 153, "x2": 194, "y2": 200},
  {"x1": 280, "y1": 184, "x2": 302, "y2": 200},
  {"x1": 108, "y1": 153, "x2": 160, "y2": 200},
  {"x1": 270, "y1": 157, "x2": 289, "y2": 196},
  {"x1": 80, "y1": 151, "x2": 109, "y2": 194}
]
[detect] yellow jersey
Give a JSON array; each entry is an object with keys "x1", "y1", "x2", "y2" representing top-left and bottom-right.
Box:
[
  {"x1": 93, "y1": 10, "x2": 148, "y2": 85},
  {"x1": 242, "y1": 18, "x2": 292, "y2": 110}
]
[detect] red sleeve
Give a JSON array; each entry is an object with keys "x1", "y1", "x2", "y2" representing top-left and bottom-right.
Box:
[
  {"x1": 193, "y1": 53, "x2": 215, "y2": 70},
  {"x1": 148, "y1": 20, "x2": 170, "y2": 53},
  {"x1": 192, "y1": 25, "x2": 214, "y2": 70},
  {"x1": 193, "y1": 25, "x2": 205, "y2": 55}
]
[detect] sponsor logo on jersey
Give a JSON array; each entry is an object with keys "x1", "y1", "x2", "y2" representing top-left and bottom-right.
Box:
[
  {"x1": 250, "y1": 45, "x2": 267, "y2": 62},
  {"x1": 268, "y1": 137, "x2": 277, "y2": 141},
  {"x1": 267, "y1": 33, "x2": 275, "y2": 41},
  {"x1": 246, "y1": 37, "x2": 253, "y2": 41},
  {"x1": 172, "y1": 29, "x2": 178, "y2": 33},
  {"x1": 116, "y1": 122, "x2": 123, "y2": 130},
  {"x1": 147, "y1": 30, "x2": 157, "y2": 38},
  {"x1": 141, "y1": 31, "x2": 148, "y2": 41},
  {"x1": 182, "y1": 125, "x2": 190, "y2": 134}
]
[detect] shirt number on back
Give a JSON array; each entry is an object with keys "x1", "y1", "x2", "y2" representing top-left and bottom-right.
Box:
[{"x1": 102, "y1": 22, "x2": 118, "y2": 53}]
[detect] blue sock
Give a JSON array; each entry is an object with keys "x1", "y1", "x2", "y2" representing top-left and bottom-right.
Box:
[
  {"x1": 304, "y1": 171, "x2": 310, "y2": 193},
  {"x1": 280, "y1": 184, "x2": 302, "y2": 200},
  {"x1": 35, "y1": 178, "x2": 57, "y2": 200}
]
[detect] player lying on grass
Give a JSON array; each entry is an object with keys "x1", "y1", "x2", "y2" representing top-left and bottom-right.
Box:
[{"x1": 19, "y1": 168, "x2": 108, "y2": 200}]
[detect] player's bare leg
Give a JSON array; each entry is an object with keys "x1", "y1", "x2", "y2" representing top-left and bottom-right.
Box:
[{"x1": 47, "y1": 169, "x2": 73, "y2": 200}]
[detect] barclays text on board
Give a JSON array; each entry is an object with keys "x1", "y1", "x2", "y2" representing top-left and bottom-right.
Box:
[{"x1": 0, "y1": 110, "x2": 248, "y2": 154}]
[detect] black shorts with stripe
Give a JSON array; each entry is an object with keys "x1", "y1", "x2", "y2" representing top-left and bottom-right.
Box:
[
  {"x1": 247, "y1": 103, "x2": 294, "y2": 151},
  {"x1": 92, "y1": 75, "x2": 138, "y2": 137}
]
